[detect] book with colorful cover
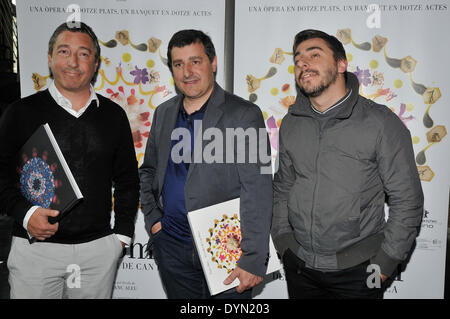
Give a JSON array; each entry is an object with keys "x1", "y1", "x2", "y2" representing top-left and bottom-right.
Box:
[
  {"x1": 17, "y1": 123, "x2": 83, "y2": 225},
  {"x1": 187, "y1": 198, "x2": 281, "y2": 295}
]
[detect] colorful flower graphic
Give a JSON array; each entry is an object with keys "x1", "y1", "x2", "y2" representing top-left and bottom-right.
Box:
[
  {"x1": 386, "y1": 90, "x2": 397, "y2": 102},
  {"x1": 106, "y1": 86, "x2": 151, "y2": 149},
  {"x1": 18, "y1": 148, "x2": 62, "y2": 208},
  {"x1": 206, "y1": 214, "x2": 242, "y2": 273},
  {"x1": 354, "y1": 66, "x2": 372, "y2": 86},
  {"x1": 395, "y1": 103, "x2": 415, "y2": 125},
  {"x1": 20, "y1": 157, "x2": 55, "y2": 208},
  {"x1": 279, "y1": 96, "x2": 295, "y2": 109},
  {"x1": 371, "y1": 70, "x2": 384, "y2": 87},
  {"x1": 267, "y1": 115, "x2": 279, "y2": 151},
  {"x1": 148, "y1": 70, "x2": 160, "y2": 84},
  {"x1": 130, "y1": 66, "x2": 149, "y2": 85}
]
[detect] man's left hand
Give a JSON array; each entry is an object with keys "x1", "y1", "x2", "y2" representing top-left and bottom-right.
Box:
[{"x1": 223, "y1": 266, "x2": 263, "y2": 293}]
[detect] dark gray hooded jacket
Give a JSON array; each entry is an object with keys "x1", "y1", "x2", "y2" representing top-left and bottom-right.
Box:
[{"x1": 272, "y1": 72, "x2": 424, "y2": 276}]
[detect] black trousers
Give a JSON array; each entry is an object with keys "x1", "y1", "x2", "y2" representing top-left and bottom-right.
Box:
[
  {"x1": 283, "y1": 249, "x2": 384, "y2": 299},
  {"x1": 153, "y1": 229, "x2": 252, "y2": 299}
]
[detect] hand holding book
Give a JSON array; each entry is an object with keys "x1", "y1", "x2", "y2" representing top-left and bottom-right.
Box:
[
  {"x1": 187, "y1": 198, "x2": 281, "y2": 295},
  {"x1": 223, "y1": 265, "x2": 263, "y2": 293},
  {"x1": 27, "y1": 208, "x2": 59, "y2": 241}
]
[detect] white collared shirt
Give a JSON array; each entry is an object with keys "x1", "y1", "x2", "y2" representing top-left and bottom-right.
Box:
[
  {"x1": 48, "y1": 80, "x2": 99, "y2": 117},
  {"x1": 23, "y1": 82, "x2": 130, "y2": 246}
]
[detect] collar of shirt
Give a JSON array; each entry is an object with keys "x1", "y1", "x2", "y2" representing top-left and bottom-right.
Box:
[
  {"x1": 310, "y1": 88, "x2": 352, "y2": 115},
  {"x1": 48, "y1": 80, "x2": 99, "y2": 118},
  {"x1": 180, "y1": 97, "x2": 209, "y2": 123}
]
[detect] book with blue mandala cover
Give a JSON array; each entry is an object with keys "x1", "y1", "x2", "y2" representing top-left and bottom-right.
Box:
[
  {"x1": 187, "y1": 198, "x2": 281, "y2": 295},
  {"x1": 17, "y1": 123, "x2": 83, "y2": 225}
]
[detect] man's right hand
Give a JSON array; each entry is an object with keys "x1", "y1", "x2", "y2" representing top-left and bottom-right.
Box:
[
  {"x1": 27, "y1": 208, "x2": 59, "y2": 241},
  {"x1": 151, "y1": 221, "x2": 162, "y2": 235}
]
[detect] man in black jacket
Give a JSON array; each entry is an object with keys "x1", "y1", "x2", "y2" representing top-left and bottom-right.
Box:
[{"x1": 0, "y1": 22, "x2": 139, "y2": 298}]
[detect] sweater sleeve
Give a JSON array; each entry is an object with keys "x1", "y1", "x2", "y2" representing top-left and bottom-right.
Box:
[{"x1": 111, "y1": 108, "x2": 140, "y2": 238}]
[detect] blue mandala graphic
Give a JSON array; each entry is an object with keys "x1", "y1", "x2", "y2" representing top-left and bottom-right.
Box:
[{"x1": 20, "y1": 156, "x2": 55, "y2": 208}]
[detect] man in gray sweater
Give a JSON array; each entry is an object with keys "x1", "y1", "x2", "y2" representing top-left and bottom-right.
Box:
[{"x1": 272, "y1": 29, "x2": 424, "y2": 299}]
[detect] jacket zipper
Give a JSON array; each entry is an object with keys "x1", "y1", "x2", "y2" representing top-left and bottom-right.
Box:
[{"x1": 310, "y1": 120, "x2": 322, "y2": 267}]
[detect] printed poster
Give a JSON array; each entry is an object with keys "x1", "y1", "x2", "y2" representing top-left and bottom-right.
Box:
[{"x1": 235, "y1": 0, "x2": 450, "y2": 299}]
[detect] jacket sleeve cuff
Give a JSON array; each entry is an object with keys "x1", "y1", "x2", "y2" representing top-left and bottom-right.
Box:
[
  {"x1": 371, "y1": 248, "x2": 401, "y2": 277},
  {"x1": 237, "y1": 255, "x2": 267, "y2": 277},
  {"x1": 144, "y1": 207, "x2": 163, "y2": 236},
  {"x1": 273, "y1": 232, "x2": 300, "y2": 256}
]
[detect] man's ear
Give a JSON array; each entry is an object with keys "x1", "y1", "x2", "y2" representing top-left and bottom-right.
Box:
[
  {"x1": 48, "y1": 53, "x2": 52, "y2": 68},
  {"x1": 337, "y1": 58, "x2": 348, "y2": 75},
  {"x1": 211, "y1": 55, "x2": 217, "y2": 73}
]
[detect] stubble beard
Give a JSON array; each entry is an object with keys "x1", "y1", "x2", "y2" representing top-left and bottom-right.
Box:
[{"x1": 297, "y1": 66, "x2": 339, "y2": 98}]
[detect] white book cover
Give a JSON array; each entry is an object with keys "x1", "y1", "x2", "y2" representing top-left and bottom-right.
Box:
[{"x1": 187, "y1": 198, "x2": 281, "y2": 295}]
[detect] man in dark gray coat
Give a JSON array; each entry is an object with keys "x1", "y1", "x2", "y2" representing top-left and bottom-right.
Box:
[
  {"x1": 139, "y1": 30, "x2": 272, "y2": 299},
  {"x1": 272, "y1": 29, "x2": 424, "y2": 299}
]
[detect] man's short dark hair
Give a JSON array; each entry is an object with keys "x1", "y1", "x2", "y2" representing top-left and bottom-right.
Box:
[
  {"x1": 167, "y1": 29, "x2": 216, "y2": 74},
  {"x1": 48, "y1": 22, "x2": 101, "y2": 84},
  {"x1": 293, "y1": 29, "x2": 347, "y2": 81},
  {"x1": 293, "y1": 29, "x2": 347, "y2": 63}
]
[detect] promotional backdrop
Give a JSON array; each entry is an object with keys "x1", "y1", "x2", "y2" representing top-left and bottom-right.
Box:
[
  {"x1": 234, "y1": 0, "x2": 450, "y2": 298},
  {"x1": 15, "y1": 0, "x2": 449, "y2": 299}
]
